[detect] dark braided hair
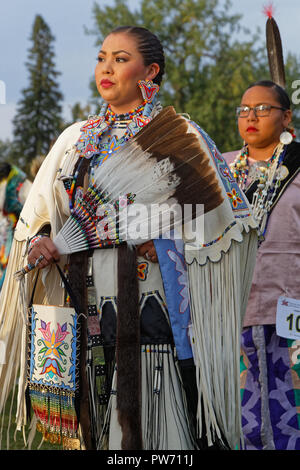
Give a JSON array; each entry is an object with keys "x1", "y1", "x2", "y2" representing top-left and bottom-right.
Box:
[
  {"x1": 247, "y1": 80, "x2": 291, "y2": 110},
  {"x1": 110, "y1": 26, "x2": 165, "y2": 85}
]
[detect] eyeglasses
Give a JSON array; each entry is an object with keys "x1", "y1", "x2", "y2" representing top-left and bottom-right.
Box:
[{"x1": 236, "y1": 104, "x2": 286, "y2": 118}]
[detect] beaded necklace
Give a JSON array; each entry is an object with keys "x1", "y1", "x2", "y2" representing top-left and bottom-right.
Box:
[
  {"x1": 230, "y1": 142, "x2": 287, "y2": 239},
  {"x1": 105, "y1": 100, "x2": 146, "y2": 122},
  {"x1": 90, "y1": 101, "x2": 147, "y2": 171},
  {"x1": 67, "y1": 98, "x2": 157, "y2": 210},
  {"x1": 230, "y1": 145, "x2": 279, "y2": 192}
]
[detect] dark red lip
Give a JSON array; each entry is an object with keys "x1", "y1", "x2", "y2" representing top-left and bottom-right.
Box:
[
  {"x1": 246, "y1": 126, "x2": 258, "y2": 132},
  {"x1": 101, "y1": 79, "x2": 114, "y2": 88}
]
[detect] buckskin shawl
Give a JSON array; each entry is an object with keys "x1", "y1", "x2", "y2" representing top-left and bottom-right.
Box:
[{"x1": 0, "y1": 112, "x2": 257, "y2": 450}]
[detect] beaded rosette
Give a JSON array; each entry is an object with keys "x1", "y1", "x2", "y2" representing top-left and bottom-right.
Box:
[{"x1": 27, "y1": 304, "x2": 81, "y2": 449}]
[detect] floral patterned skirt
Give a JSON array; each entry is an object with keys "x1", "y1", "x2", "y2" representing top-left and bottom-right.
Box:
[{"x1": 240, "y1": 325, "x2": 300, "y2": 450}]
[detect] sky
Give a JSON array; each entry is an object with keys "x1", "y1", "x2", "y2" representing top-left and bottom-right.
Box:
[{"x1": 0, "y1": 0, "x2": 299, "y2": 141}]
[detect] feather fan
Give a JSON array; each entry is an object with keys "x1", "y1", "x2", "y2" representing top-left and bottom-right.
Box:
[
  {"x1": 265, "y1": 4, "x2": 286, "y2": 88},
  {"x1": 15, "y1": 106, "x2": 223, "y2": 279}
]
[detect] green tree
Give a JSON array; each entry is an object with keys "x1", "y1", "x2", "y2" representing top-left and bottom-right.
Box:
[
  {"x1": 87, "y1": 0, "x2": 300, "y2": 151},
  {"x1": 0, "y1": 139, "x2": 14, "y2": 164},
  {"x1": 70, "y1": 102, "x2": 92, "y2": 122},
  {"x1": 61, "y1": 102, "x2": 93, "y2": 131},
  {"x1": 13, "y1": 15, "x2": 63, "y2": 169}
]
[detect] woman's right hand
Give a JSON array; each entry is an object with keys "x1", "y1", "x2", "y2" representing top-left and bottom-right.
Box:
[{"x1": 27, "y1": 237, "x2": 60, "y2": 269}]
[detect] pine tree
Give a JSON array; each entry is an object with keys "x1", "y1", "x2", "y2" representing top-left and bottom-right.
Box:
[
  {"x1": 13, "y1": 15, "x2": 63, "y2": 169},
  {"x1": 61, "y1": 102, "x2": 92, "y2": 131},
  {"x1": 0, "y1": 139, "x2": 13, "y2": 164}
]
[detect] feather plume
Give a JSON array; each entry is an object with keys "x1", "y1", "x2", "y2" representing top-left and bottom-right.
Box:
[
  {"x1": 92, "y1": 106, "x2": 223, "y2": 242},
  {"x1": 14, "y1": 107, "x2": 223, "y2": 279},
  {"x1": 265, "y1": 6, "x2": 286, "y2": 87},
  {"x1": 263, "y1": 2, "x2": 275, "y2": 19}
]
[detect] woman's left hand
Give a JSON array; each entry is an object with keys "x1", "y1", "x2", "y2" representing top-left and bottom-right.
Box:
[{"x1": 137, "y1": 240, "x2": 158, "y2": 263}]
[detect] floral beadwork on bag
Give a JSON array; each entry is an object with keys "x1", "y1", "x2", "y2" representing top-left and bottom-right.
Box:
[{"x1": 28, "y1": 304, "x2": 80, "y2": 448}]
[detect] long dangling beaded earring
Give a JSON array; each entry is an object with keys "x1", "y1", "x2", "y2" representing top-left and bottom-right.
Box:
[
  {"x1": 126, "y1": 80, "x2": 160, "y2": 138},
  {"x1": 138, "y1": 80, "x2": 160, "y2": 117}
]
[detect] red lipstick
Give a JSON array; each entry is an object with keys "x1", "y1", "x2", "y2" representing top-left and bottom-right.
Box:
[
  {"x1": 246, "y1": 126, "x2": 258, "y2": 132},
  {"x1": 101, "y1": 79, "x2": 114, "y2": 88}
]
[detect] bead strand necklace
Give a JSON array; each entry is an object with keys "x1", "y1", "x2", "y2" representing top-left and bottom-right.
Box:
[
  {"x1": 230, "y1": 142, "x2": 287, "y2": 239},
  {"x1": 105, "y1": 100, "x2": 147, "y2": 122},
  {"x1": 230, "y1": 145, "x2": 279, "y2": 191}
]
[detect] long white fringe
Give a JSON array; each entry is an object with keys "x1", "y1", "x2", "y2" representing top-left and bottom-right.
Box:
[
  {"x1": 0, "y1": 240, "x2": 28, "y2": 448},
  {"x1": 99, "y1": 345, "x2": 195, "y2": 450},
  {"x1": 186, "y1": 230, "x2": 257, "y2": 449}
]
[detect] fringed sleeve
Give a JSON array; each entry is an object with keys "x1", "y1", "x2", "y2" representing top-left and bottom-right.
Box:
[
  {"x1": 0, "y1": 240, "x2": 27, "y2": 430},
  {"x1": 0, "y1": 121, "x2": 84, "y2": 445}
]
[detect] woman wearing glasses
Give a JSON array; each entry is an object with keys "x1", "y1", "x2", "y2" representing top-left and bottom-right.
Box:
[{"x1": 224, "y1": 80, "x2": 300, "y2": 450}]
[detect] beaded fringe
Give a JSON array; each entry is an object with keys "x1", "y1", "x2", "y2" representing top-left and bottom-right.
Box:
[
  {"x1": 97, "y1": 344, "x2": 195, "y2": 450},
  {"x1": 29, "y1": 385, "x2": 79, "y2": 448}
]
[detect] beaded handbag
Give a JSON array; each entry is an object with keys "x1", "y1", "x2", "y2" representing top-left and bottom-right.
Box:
[{"x1": 27, "y1": 265, "x2": 82, "y2": 449}]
